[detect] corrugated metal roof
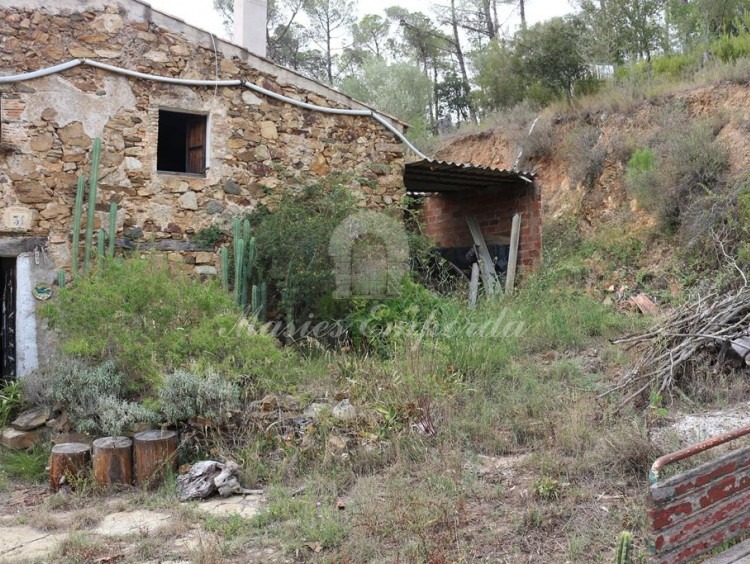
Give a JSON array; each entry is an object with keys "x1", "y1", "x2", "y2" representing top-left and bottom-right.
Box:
[{"x1": 404, "y1": 159, "x2": 536, "y2": 194}]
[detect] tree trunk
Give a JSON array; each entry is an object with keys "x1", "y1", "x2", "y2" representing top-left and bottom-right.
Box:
[
  {"x1": 451, "y1": 0, "x2": 478, "y2": 124},
  {"x1": 133, "y1": 430, "x2": 177, "y2": 489},
  {"x1": 93, "y1": 436, "x2": 133, "y2": 487},
  {"x1": 483, "y1": 0, "x2": 496, "y2": 38},
  {"x1": 49, "y1": 442, "x2": 90, "y2": 492},
  {"x1": 519, "y1": 0, "x2": 526, "y2": 30}
]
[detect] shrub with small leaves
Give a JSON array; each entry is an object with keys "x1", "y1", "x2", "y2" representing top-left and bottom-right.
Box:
[{"x1": 158, "y1": 369, "x2": 240, "y2": 425}]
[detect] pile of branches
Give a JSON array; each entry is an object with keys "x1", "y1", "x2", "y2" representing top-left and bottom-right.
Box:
[{"x1": 604, "y1": 276, "x2": 750, "y2": 407}]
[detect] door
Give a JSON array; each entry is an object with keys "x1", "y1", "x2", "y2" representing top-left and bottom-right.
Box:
[{"x1": 0, "y1": 257, "x2": 16, "y2": 381}]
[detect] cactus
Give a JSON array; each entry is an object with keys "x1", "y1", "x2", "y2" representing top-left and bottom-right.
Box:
[
  {"x1": 97, "y1": 228, "x2": 106, "y2": 258},
  {"x1": 615, "y1": 531, "x2": 633, "y2": 564},
  {"x1": 234, "y1": 238, "x2": 245, "y2": 306},
  {"x1": 58, "y1": 270, "x2": 66, "y2": 289},
  {"x1": 252, "y1": 281, "x2": 267, "y2": 320},
  {"x1": 71, "y1": 175, "x2": 86, "y2": 278},
  {"x1": 107, "y1": 202, "x2": 117, "y2": 258},
  {"x1": 83, "y1": 138, "x2": 101, "y2": 273},
  {"x1": 220, "y1": 247, "x2": 229, "y2": 290}
]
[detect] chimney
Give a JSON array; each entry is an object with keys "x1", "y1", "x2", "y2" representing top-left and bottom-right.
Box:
[{"x1": 233, "y1": 0, "x2": 267, "y2": 58}]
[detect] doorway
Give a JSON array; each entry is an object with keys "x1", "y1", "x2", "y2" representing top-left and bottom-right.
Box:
[{"x1": 0, "y1": 257, "x2": 15, "y2": 381}]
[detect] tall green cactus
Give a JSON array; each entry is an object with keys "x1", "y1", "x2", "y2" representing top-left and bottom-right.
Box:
[
  {"x1": 58, "y1": 270, "x2": 66, "y2": 289},
  {"x1": 252, "y1": 281, "x2": 267, "y2": 320},
  {"x1": 234, "y1": 237, "x2": 245, "y2": 306},
  {"x1": 97, "y1": 228, "x2": 106, "y2": 258},
  {"x1": 107, "y1": 202, "x2": 117, "y2": 258},
  {"x1": 83, "y1": 138, "x2": 101, "y2": 273},
  {"x1": 220, "y1": 247, "x2": 229, "y2": 290},
  {"x1": 71, "y1": 175, "x2": 86, "y2": 278},
  {"x1": 615, "y1": 531, "x2": 633, "y2": 564}
]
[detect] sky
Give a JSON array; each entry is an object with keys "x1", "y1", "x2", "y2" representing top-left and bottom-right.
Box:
[{"x1": 147, "y1": 0, "x2": 575, "y2": 42}]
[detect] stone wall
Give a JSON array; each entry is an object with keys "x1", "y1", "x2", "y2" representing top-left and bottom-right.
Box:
[{"x1": 0, "y1": 0, "x2": 406, "y2": 276}]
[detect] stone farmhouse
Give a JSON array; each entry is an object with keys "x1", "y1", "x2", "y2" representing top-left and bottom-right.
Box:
[{"x1": 0, "y1": 0, "x2": 414, "y2": 378}]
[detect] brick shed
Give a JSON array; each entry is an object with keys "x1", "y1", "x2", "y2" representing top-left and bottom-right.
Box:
[{"x1": 405, "y1": 159, "x2": 541, "y2": 275}]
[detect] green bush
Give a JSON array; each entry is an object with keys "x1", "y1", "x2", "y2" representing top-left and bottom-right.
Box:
[
  {"x1": 0, "y1": 381, "x2": 23, "y2": 428},
  {"x1": 713, "y1": 33, "x2": 750, "y2": 63},
  {"x1": 562, "y1": 124, "x2": 606, "y2": 190},
  {"x1": 249, "y1": 179, "x2": 357, "y2": 325},
  {"x1": 41, "y1": 256, "x2": 281, "y2": 386}
]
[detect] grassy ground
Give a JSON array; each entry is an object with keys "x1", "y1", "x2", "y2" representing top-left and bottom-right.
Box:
[{"x1": 0, "y1": 221, "x2": 682, "y2": 563}]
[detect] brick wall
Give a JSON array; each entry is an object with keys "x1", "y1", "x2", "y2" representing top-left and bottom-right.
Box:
[{"x1": 422, "y1": 182, "x2": 542, "y2": 271}]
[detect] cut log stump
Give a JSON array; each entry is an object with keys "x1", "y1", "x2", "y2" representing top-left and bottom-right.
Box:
[
  {"x1": 49, "y1": 442, "x2": 91, "y2": 492},
  {"x1": 92, "y1": 436, "x2": 133, "y2": 487},
  {"x1": 133, "y1": 430, "x2": 177, "y2": 488}
]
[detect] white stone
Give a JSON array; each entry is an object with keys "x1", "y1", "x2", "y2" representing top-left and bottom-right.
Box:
[
  {"x1": 144, "y1": 50, "x2": 169, "y2": 63},
  {"x1": 123, "y1": 157, "x2": 142, "y2": 171},
  {"x1": 0, "y1": 526, "x2": 66, "y2": 562},
  {"x1": 242, "y1": 91, "x2": 263, "y2": 106},
  {"x1": 332, "y1": 399, "x2": 358, "y2": 421},
  {"x1": 194, "y1": 495, "x2": 262, "y2": 519},
  {"x1": 178, "y1": 191, "x2": 198, "y2": 210},
  {"x1": 194, "y1": 266, "x2": 217, "y2": 276},
  {"x1": 94, "y1": 510, "x2": 172, "y2": 537}
]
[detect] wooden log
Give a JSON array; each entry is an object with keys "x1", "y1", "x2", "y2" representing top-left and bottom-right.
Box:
[
  {"x1": 505, "y1": 213, "x2": 521, "y2": 295},
  {"x1": 133, "y1": 430, "x2": 177, "y2": 488},
  {"x1": 92, "y1": 436, "x2": 133, "y2": 487},
  {"x1": 468, "y1": 262, "x2": 479, "y2": 309},
  {"x1": 49, "y1": 442, "x2": 91, "y2": 492}
]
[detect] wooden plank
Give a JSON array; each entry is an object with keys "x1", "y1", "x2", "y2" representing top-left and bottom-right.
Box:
[
  {"x1": 651, "y1": 486, "x2": 750, "y2": 554},
  {"x1": 704, "y1": 537, "x2": 750, "y2": 563},
  {"x1": 651, "y1": 446, "x2": 750, "y2": 503},
  {"x1": 466, "y1": 217, "x2": 500, "y2": 295},
  {"x1": 653, "y1": 510, "x2": 750, "y2": 563},
  {"x1": 0, "y1": 237, "x2": 47, "y2": 256},
  {"x1": 468, "y1": 263, "x2": 479, "y2": 309},
  {"x1": 650, "y1": 458, "x2": 750, "y2": 530},
  {"x1": 505, "y1": 213, "x2": 521, "y2": 295}
]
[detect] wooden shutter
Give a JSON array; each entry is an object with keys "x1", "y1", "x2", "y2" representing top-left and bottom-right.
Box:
[{"x1": 186, "y1": 116, "x2": 206, "y2": 174}]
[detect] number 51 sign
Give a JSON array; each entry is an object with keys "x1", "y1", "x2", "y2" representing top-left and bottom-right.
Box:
[{"x1": 2, "y1": 206, "x2": 32, "y2": 232}]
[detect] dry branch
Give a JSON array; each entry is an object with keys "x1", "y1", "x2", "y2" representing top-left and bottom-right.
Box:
[{"x1": 603, "y1": 278, "x2": 750, "y2": 408}]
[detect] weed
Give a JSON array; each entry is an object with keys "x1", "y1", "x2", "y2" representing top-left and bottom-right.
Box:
[
  {"x1": 0, "y1": 443, "x2": 49, "y2": 483},
  {"x1": 533, "y1": 476, "x2": 561, "y2": 500},
  {"x1": 191, "y1": 225, "x2": 223, "y2": 249},
  {"x1": 0, "y1": 380, "x2": 23, "y2": 428}
]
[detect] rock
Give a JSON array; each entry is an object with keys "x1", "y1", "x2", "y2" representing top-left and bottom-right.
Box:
[
  {"x1": 194, "y1": 252, "x2": 214, "y2": 264},
  {"x1": 332, "y1": 399, "x2": 358, "y2": 421},
  {"x1": 176, "y1": 461, "x2": 223, "y2": 501},
  {"x1": 309, "y1": 153, "x2": 329, "y2": 176},
  {"x1": 220, "y1": 59, "x2": 239, "y2": 75},
  {"x1": 123, "y1": 156, "x2": 142, "y2": 170},
  {"x1": 30, "y1": 134, "x2": 53, "y2": 152},
  {"x1": 40, "y1": 204, "x2": 71, "y2": 220},
  {"x1": 41, "y1": 108, "x2": 57, "y2": 121},
  {"x1": 0, "y1": 427, "x2": 38, "y2": 450},
  {"x1": 205, "y1": 200, "x2": 224, "y2": 215},
  {"x1": 11, "y1": 406, "x2": 50, "y2": 431},
  {"x1": 14, "y1": 181, "x2": 52, "y2": 204},
  {"x1": 57, "y1": 122, "x2": 90, "y2": 147},
  {"x1": 242, "y1": 91, "x2": 262, "y2": 106},
  {"x1": 259, "y1": 121, "x2": 278, "y2": 140},
  {"x1": 327, "y1": 435, "x2": 348, "y2": 453},
  {"x1": 194, "y1": 265, "x2": 217, "y2": 276},
  {"x1": 178, "y1": 191, "x2": 198, "y2": 210},
  {"x1": 0, "y1": 526, "x2": 67, "y2": 562},
  {"x1": 94, "y1": 510, "x2": 172, "y2": 536},
  {"x1": 196, "y1": 495, "x2": 262, "y2": 519},
  {"x1": 303, "y1": 403, "x2": 328, "y2": 418},
  {"x1": 223, "y1": 180, "x2": 242, "y2": 195},
  {"x1": 259, "y1": 394, "x2": 278, "y2": 412},
  {"x1": 144, "y1": 49, "x2": 169, "y2": 63},
  {"x1": 123, "y1": 226, "x2": 143, "y2": 240}
]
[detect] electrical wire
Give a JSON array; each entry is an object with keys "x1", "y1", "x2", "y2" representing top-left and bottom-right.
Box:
[{"x1": 0, "y1": 58, "x2": 428, "y2": 160}]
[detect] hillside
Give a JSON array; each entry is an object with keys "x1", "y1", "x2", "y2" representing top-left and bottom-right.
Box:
[{"x1": 437, "y1": 81, "x2": 750, "y2": 231}]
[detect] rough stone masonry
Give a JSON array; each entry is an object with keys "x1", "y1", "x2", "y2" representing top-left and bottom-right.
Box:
[{"x1": 0, "y1": 0, "x2": 407, "y2": 276}]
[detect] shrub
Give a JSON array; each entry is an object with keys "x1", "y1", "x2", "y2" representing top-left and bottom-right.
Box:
[
  {"x1": 0, "y1": 380, "x2": 23, "y2": 428},
  {"x1": 41, "y1": 256, "x2": 281, "y2": 386},
  {"x1": 23, "y1": 359, "x2": 160, "y2": 436},
  {"x1": 561, "y1": 124, "x2": 606, "y2": 190},
  {"x1": 158, "y1": 369, "x2": 240, "y2": 424},
  {"x1": 249, "y1": 179, "x2": 357, "y2": 325}
]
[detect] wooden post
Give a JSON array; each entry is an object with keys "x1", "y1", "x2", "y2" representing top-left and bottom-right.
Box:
[
  {"x1": 468, "y1": 263, "x2": 480, "y2": 309},
  {"x1": 505, "y1": 213, "x2": 521, "y2": 295},
  {"x1": 133, "y1": 430, "x2": 177, "y2": 488},
  {"x1": 49, "y1": 442, "x2": 91, "y2": 492},
  {"x1": 92, "y1": 436, "x2": 133, "y2": 487}
]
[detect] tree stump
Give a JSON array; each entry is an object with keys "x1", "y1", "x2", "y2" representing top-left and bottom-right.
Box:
[
  {"x1": 92, "y1": 436, "x2": 133, "y2": 487},
  {"x1": 49, "y1": 442, "x2": 91, "y2": 492},
  {"x1": 133, "y1": 430, "x2": 177, "y2": 488}
]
